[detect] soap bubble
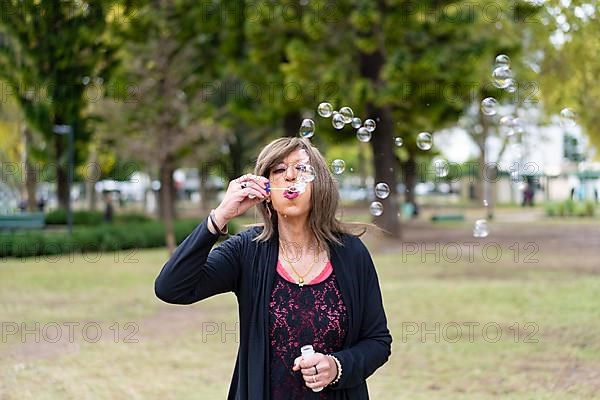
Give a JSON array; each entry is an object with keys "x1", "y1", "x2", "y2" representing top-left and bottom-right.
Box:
[
  {"x1": 369, "y1": 201, "x2": 384, "y2": 216},
  {"x1": 416, "y1": 132, "x2": 433, "y2": 151},
  {"x1": 495, "y1": 54, "x2": 510, "y2": 67},
  {"x1": 375, "y1": 183, "x2": 390, "y2": 199},
  {"x1": 505, "y1": 79, "x2": 517, "y2": 93},
  {"x1": 356, "y1": 127, "x2": 372, "y2": 142},
  {"x1": 299, "y1": 119, "x2": 315, "y2": 138},
  {"x1": 331, "y1": 159, "x2": 346, "y2": 175},
  {"x1": 339, "y1": 107, "x2": 354, "y2": 124},
  {"x1": 297, "y1": 164, "x2": 316, "y2": 183},
  {"x1": 492, "y1": 66, "x2": 513, "y2": 89},
  {"x1": 560, "y1": 108, "x2": 576, "y2": 127},
  {"x1": 394, "y1": 137, "x2": 404, "y2": 147},
  {"x1": 351, "y1": 117, "x2": 362, "y2": 129},
  {"x1": 481, "y1": 97, "x2": 498, "y2": 116},
  {"x1": 364, "y1": 119, "x2": 376, "y2": 132},
  {"x1": 332, "y1": 113, "x2": 345, "y2": 129},
  {"x1": 318, "y1": 102, "x2": 333, "y2": 118},
  {"x1": 499, "y1": 115, "x2": 514, "y2": 126},
  {"x1": 432, "y1": 157, "x2": 449, "y2": 178},
  {"x1": 473, "y1": 219, "x2": 489, "y2": 238}
]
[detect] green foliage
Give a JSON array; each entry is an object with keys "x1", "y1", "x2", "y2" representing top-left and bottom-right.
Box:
[
  {"x1": 45, "y1": 209, "x2": 151, "y2": 225},
  {"x1": 539, "y1": 0, "x2": 600, "y2": 149},
  {"x1": 0, "y1": 219, "x2": 240, "y2": 258},
  {"x1": 545, "y1": 200, "x2": 596, "y2": 217}
]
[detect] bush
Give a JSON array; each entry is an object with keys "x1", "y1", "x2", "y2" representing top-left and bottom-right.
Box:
[
  {"x1": 0, "y1": 218, "x2": 240, "y2": 258},
  {"x1": 46, "y1": 209, "x2": 152, "y2": 226},
  {"x1": 45, "y1": 209, "x2": 104, "y2": 225},
  {"x1": 545, "y1": 200, "x2": 597, "y2": 218}
]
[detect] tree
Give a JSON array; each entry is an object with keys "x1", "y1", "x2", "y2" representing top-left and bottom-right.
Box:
[
  {"x1": 539, "y1": 0, "x2": 600, "y2": 150},
  {"x1": 0, "y1": 0, "x2": 121, "y2": 210},
  {"x1": 108, "y1": 0, "x2": 226, "y2": 253}
]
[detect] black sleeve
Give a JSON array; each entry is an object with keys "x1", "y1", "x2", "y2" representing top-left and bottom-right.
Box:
[
  {"x1": 154, "y1": 217, "x2": 243, "y2": 304},
  {"x1": 330, "y1": 240, "x2": 393, "y2": 389}
]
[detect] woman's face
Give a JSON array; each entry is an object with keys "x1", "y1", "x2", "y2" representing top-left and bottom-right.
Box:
[{"x1": 268, "y1": 148, "x2": 313, "y2": 219}]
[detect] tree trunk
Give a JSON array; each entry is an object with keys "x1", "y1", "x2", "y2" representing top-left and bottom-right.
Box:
[
  {"x1": 360, "y1": 49, "x2": 401, "y2": 237},
  {"x1": 402, "y1": 156, "x2": 417, "y2": 207},
  {"x1": 54, "y1": 133, "x2": 69, "y2": 210},
  {"x1": 86, "y1": 147, "x2": 99, "y2": 211},
  {"x1": 199, "y1": 163, "x2": 209, "y2": 214},
  {"x1": 159, "y1": 162, "x2": 177, "y2": 254},
  {"x1": 22, "y1": 127, "x2": 38, "y2": 212},
  {"x1": 283, "y1": 110, "x2": 301, "y2": 137}
]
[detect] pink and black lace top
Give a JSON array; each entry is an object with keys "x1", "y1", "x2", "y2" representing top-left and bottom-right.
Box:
[{"x1": 269, "y1": 259, "x2": 348, "y2": 399}]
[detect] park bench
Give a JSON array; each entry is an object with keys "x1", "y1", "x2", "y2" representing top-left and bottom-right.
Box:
[
  {"x1": 431, "y1": 214, "x2": 465, "y2": 222},
  {"x1": 0, "y1": 213, "x2": 46, "y2": 230}
]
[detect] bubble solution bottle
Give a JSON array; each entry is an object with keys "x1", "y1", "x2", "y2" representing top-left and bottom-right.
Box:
[{"x1": 300, "y1": 344, "x2": 323, "y2": 392}]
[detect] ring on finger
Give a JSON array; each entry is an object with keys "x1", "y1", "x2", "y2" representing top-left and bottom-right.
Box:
[{"x1": 313, "y1": 375, "x2": 317, "y2": 383}]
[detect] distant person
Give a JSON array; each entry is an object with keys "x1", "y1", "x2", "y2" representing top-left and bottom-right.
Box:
[
  {"x1": 18, "y1": 199, "x2": 27, "y2": 213},
  {"x1": 155, "y1": 137, "x2": 392, "y2": 399},
  {"x1": 103, "y1": 192, "x2": 114, "y2": 223},
  {"x1": 36, "y1": 197, "x2": 46, "y2": 212},
  {"x1": 522, "y1": 183, "x2": 534, "y2": 207}
]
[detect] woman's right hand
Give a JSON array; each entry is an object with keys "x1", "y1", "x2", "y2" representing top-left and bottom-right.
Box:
[{"x1": 211, "y1": 174, "x2": 270, "y2": 229}]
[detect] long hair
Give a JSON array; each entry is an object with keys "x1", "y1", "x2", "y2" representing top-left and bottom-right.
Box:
[{"x1": 252, "y1": 137, "x2": 367, "y2": 248}]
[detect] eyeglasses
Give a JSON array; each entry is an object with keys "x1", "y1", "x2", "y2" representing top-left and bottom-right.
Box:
[{"x1": 269, "y1": 161, "x2": 315, "y2": 185}]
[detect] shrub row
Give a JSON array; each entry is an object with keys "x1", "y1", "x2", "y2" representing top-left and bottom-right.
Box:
[
  {"x1": 45, "y1": 209, "x2": 152, "y2": 225},
  {"x1": 545, "y1": 200, "x2": 596, "y2": 217},
  {"x1": 0, "y1": 219, "x2": 239, "y2": 258}
]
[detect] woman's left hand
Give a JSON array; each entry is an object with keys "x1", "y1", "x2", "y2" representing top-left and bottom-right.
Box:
[{"x1": 292, "y1": 352, "x2": 338, "y2": 390}]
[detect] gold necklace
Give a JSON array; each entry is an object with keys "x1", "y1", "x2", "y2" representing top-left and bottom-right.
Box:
[{"x1": 280, "y1": 241, "x2": 321, "y2": 287}]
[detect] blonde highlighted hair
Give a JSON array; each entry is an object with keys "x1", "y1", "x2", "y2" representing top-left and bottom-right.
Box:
[{"x1": 252, "y1": 137, "x2": 366, "y2": 248}]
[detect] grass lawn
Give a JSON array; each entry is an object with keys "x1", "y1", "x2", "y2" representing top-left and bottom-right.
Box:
[{"x1": 1, "y1": 219, "x2": 599, "y2": 399}]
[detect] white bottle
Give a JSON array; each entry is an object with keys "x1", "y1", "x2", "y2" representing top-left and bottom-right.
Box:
[{"x1": 301, "y1": 344, "x2": 323, "y2": 392}]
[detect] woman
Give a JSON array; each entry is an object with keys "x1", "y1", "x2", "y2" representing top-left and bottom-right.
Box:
[{"x1": 155, "y1": 137, "x2": 392, "y2": 399}]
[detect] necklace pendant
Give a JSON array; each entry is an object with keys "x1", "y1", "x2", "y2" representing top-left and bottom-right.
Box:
[{"x1": 298, "y1": 277, "x2": 304, "y2": 287}]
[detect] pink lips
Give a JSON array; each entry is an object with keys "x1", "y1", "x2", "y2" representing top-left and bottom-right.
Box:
[{"x1": 283, "y1": 189, "x2": 300, "y2": 200}]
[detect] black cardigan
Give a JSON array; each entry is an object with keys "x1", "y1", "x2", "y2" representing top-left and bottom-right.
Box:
[{"x1": 154, "y1": 218, "x2": 393, "y2": 399}]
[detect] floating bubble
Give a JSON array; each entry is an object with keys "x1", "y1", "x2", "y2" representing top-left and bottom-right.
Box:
[
  {"x1": 82, "y1": 76, "x2": 91, "y2": 85},
  {"x1": 394, "y1": 137, "x2": 404, "y2": 147},
  {"x1": 505, "y1": 78, "x2": 517, "y2": 93},
  {"x1": 432, "y1": 157, "x2": 449, "y2": 178},
  {"x1": 356, "y1": 127, "x2": 372, "y2": 142},
  {"x1": 289, "y1": 181, "x2": 307, "y2": 194},
  {"x1": 492, "y1": 66, "x2": 513, "y2": 89},
  {"x1": 369, "y1": 201, "x2": 384, "y2": 217},
  {"x1": 560, "y1": 108, "x2": 576, "y2": 127},
  {"x1": 375, "y1": 183, "x2": 390, "y2": 199},
  {"x1": 351, "y1": 117, "x2": 362, "y2": 129},
  {"x1": 364, "y1": 119, "x2": 376, "y2": 132},
  {"x1": 318, "y1": 102, "x2": 333, "y2": 118},
  {"x1": 481, "y1": 97, "x2": 498, "y2": 116},
  {"x1": 473, "y1": 219, "x2": 489, "y2": 238},
  {"x1": 297, "y1": 164, "x2": 316, "y2": 183},
  {"x1": 483, "y1": 200, "x2": 489, "y2": 207},
  {"x1": 332, "y1": 113, "x2": 345, "y2": 129},
  {"x1": 331, "y1": 159, "x2": 346, "y2": 175},
  {"x1": 299, "y1": 119, "x2": 315, "y2": 138},
  {"x1": 495, "y1": 54, "x2": 510, "y2": 67},
  {"x1": 339, "y1": 107, "x2": 354, "y2": 124},
  {"x1": 416, "y1": 132, "x2": 433, "y2": 151}
]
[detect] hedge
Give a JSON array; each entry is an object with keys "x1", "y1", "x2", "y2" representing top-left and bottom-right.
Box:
[
  {"x1": 0, "y1": 219, "x2": 240, "y2": 258},
  {"x1": 545, "y1": 200, "x2": 596, "y2": 217},
  {"x1": 45, "y1": 209, "x2": 152, "y2": 225}
]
